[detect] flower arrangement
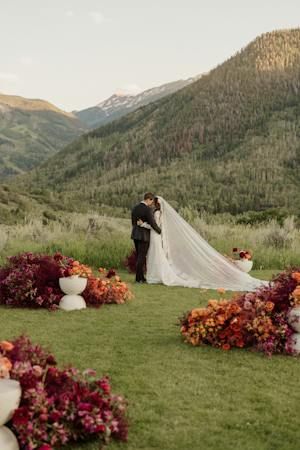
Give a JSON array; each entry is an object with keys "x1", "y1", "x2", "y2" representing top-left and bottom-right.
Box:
[
  {"x1": 232, "y1": 247, "x2": 252, "y2": 260},
  {"x1": 0, "y1": 336, "x2": 128, "y2": 449},
  {"x1": 0, "y1": 252, "x2": 132, "y2": 310},
  {"x1": 180, "y1": 268, "x2": 300, "y2": 356},
  {"x1": 59, "y1": 259, "x2": 93, "y2": 278},
  {"x1": 123, "y1": 249, "x2": 147, "y2": 274},
  {"x1": 123, "y1": 249, "x2": 137, "y2": 273},
  {"x1": 84, "y1": 269, "x2": 132, "y2": 307}
]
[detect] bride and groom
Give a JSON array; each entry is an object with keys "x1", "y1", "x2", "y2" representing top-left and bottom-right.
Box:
[{"x1": 131, "y1": 193, "x2": 267, "y2": 291}]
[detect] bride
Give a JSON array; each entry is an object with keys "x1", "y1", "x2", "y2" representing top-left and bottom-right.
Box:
[{"x1": 138, "y1": 196, "x2": 268, "y2": 291}]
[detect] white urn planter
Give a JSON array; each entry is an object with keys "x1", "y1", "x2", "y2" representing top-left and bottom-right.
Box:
[
  {"x1": 59, "y1": 275, "x2": 87, "y2": 311},
  {"x1": 0, "y1": 427, "x2": 19, "y2": 450},
  {"x1": 0, "y1": 379, "x2": 21, "y2": 449},
  {"x1": 288, "y1": 306, "x2": 300, "y2": 333},
  {"x1": 290, "y1": 333, "x2": 300, "y2": 354},
  {"x1": 234, "y1": 259, "x2": 253, "y2": 273},
  {"x1": 288, "y1": 306, "x2": 300, "y2": 354}
]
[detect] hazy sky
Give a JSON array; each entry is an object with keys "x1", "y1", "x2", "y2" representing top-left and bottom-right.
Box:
[{"x1": 1, "y1": 0, "x2": 299, "y2": 111}]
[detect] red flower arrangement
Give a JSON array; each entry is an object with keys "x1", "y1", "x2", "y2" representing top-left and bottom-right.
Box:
[
  {"x1": 123, "y1": 249, "x2": 147, "y2": 274},
  {"x1": 123, "y1": 249, "x2": 137, "y2": 274},
  {"x1": 0, "y1": 336, "x2": 128, "y2": 449},
  {"x1": 180, "y1": 268, "x2": 300, "y2": 356},
  {"x1": 0, "y1": 252, "x2": 132, "y2": 310}
]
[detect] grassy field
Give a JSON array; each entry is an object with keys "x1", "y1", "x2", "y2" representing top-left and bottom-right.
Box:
[
  {"x1": 1, "y1": 213, "x2": 299, "y2": 270},
  {"x1": 1, "y1": 270, "x2": 299, "y2": 450}
]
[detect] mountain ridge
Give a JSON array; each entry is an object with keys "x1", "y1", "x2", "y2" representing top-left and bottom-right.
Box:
[
  {"x1": 0, "y1": 93, "x2": 87, "y2": 178},
  {"x1": 4, "y1": 28, "x2": 300, "y2": 222}
]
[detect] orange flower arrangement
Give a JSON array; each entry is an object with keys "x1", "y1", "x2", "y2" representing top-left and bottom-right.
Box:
[
  {"x1": 0, "y1": 340, "x2": 14, "y2": 378},
  {"x1": 180, "y1": 268, "x2": 300, "y2": 356},
  {"x1": 68, "y1": 261, "x2": 93, "y2": 278}
]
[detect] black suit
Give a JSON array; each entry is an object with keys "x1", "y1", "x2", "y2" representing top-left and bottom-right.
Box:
[{"x1": 131, "y1": 202, "x2": 161, "y2": 282}]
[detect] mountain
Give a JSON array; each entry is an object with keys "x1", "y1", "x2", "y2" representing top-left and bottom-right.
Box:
[
  {"x1": 6, "y1": 29, "x2": 300, "y2": 222},
  {"x1": 74, "y1": 77, "x2": 200, "y2": 129},
  {"x1": 0, "y1": 94, "x2": 87, "y2": 178}
]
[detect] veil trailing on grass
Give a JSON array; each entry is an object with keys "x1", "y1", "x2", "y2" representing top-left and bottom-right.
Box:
[{"x1": 157, "y1": 197, "x2": 268, "y2": 291}]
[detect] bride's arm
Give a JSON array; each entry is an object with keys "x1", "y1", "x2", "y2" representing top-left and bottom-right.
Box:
[
  {"x1": 154, "y1": 210, "x2": 162, "y2": 227},
  {"x1": 138, "y1": 221, "x2": 151, "y2": 229}
]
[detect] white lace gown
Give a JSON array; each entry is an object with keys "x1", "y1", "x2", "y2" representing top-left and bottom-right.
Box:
[{"x1": 146, "y1": 210, "x2": 191, "y2": 286}]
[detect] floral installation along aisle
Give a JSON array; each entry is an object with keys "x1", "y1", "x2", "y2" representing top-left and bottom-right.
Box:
[
  {"x1": 0, "y1": 252, "x2": 132, "y2": 310},
  {"x1": 180, "y1": 268, "x2": 300, "y2": 356},
  {"x1": 0, "y1": 336, "x2": 128, "y2": 449}
]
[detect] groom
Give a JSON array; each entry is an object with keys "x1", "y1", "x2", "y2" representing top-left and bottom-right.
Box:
[{"x1": 131, "y1": 192, "x2": 161, "y2": 283}]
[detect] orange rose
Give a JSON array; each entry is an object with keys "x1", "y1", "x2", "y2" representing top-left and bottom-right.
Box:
[
  {"x1": 291, "y1": 272, "x2": 300, "y2": 283},
  {"x1": 265, "y1": 301, "x2": 274, "y2": 312},
  {"x1": 292, "y1": 287, "x2": 300, "y2": 300},
  {"x1": 191, "y1": 308, "x2": 207, "y2": 318},
  {"x1": 217, "y1": 288, "x2": 226, "y2": 295},
  {"x1": 0, "y1": 341, "x2": 14, "y2": 352},
  {"x1": 0, "y1": 356, "x2": 12, "y2": 370}
]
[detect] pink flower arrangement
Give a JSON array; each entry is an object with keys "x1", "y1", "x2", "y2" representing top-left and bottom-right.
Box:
[
  {"x1": 0, "y1": 252, "x2": 132, "y2": 310},
  {"x1": 0, "y1": 336, "x2": 128, "y2": 449},
  {"x1": 180, "y1": 268, "x2": 300, "y2": 356}
]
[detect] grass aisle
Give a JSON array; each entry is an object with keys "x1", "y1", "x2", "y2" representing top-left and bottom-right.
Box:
[{"x1": 1, "y1": 270, "x2": 299, "y2": 450}]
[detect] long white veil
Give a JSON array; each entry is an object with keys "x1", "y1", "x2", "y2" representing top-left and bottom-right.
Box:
[{"x1": 157, "y1": 196, "x2": 268, "y2": 291}]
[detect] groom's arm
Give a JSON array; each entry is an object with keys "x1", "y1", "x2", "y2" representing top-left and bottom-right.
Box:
[{"x1": 146, "y1": 209, "x2": 161, "y2": 234}]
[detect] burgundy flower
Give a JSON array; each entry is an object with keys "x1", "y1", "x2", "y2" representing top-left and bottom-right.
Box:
[{"x1": 12, "y1": 406, "x2": 30, "y2": 425}]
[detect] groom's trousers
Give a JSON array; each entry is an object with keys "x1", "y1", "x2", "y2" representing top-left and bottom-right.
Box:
[{"x1": 134, "y1": 240, "x2": 149, "y2": 282}]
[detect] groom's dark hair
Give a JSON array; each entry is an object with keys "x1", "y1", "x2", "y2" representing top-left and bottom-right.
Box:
[{"x1": 144, "y1": 192, "x2": 154, "y2": 201}]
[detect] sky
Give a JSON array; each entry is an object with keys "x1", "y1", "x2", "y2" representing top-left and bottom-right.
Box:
[{"x1": 1, "y1": 0, "x2": 299, "y2": 111}]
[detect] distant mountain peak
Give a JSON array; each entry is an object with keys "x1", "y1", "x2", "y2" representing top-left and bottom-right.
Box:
[
  {"x1": 114, "y1": 87, "x2": 140, "y2": 98},
  {"x1": 77, "y1": 76, "x2": 201, "y2": 129}
]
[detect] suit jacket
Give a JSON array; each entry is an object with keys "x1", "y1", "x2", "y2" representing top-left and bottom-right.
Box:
[{"x1": 131, "y1": 202, "x2": 161, "y2": 242}]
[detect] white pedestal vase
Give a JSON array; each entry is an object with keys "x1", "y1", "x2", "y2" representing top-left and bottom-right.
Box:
[
  {"x1": 290, "y1": 333, "x2": 300, "y2": 354},
  {"x1": 288, "y1": 306, "x2": 300, "y2": 354},
  {"x1": 59, "y1": 275, "x2": 87, "y2": 311},
  {"x1": 234, "y1": 259, "x2": 253, "y2": 273},
  {"x1": 0, "y1": 427, "x2": 19, "y2": 450},
  {"x1": 0, "y1": 379, "x2": 21, "y2": 449}
]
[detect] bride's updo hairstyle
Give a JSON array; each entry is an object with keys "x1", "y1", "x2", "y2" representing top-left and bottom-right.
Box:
[{"x1": 154, "y1": 197, "x2": 161, "y2": 211}]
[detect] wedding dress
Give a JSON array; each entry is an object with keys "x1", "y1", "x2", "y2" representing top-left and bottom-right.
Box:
[
  {"x1": 144, "y1": 197, "x2": 268, "y2": 291},
  {"x1": 146, "y1": 210, "x2": 190, "y2": 286}
]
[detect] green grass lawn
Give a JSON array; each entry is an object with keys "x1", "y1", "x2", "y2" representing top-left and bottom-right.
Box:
[{"x1": 1, "y1": 270, "x2": 299, "y2": 450}]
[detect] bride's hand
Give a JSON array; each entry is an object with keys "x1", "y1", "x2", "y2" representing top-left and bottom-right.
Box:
[{"x1": 137, "y1": 219, "x2": 144, "y2": 226}]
